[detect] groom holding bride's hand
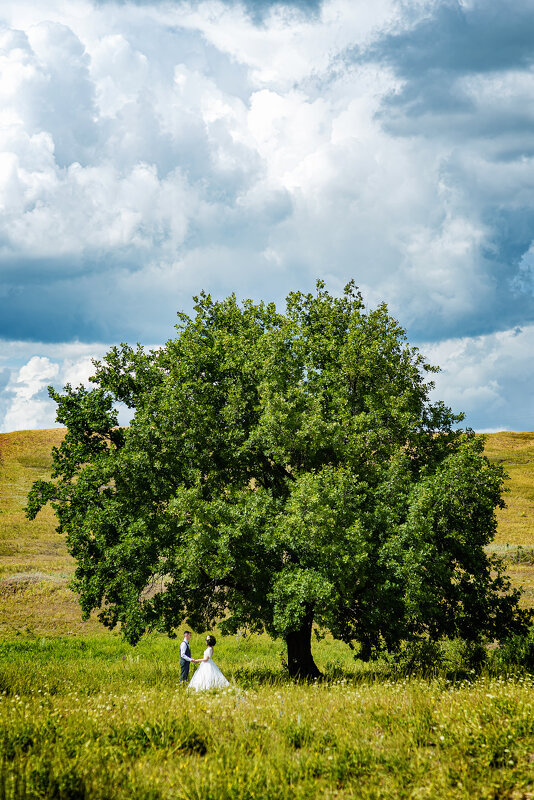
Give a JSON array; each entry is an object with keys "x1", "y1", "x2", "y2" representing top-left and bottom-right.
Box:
[{"x1": 180, "y1": 631, "x2": 199, "y2": 683}]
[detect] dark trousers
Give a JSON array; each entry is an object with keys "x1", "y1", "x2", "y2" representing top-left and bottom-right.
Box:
[{"x1": 180, "y1": 659, "x2": 190, "y2": 683}]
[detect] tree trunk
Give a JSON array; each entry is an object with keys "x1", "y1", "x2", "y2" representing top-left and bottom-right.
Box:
[{"x1": 285, "y1": 606, "x2": 321, "y2": 680}]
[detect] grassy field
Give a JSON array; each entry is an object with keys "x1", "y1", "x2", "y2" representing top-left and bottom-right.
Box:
[
  {"x1": 1, "y1": 429, "x2": 534, "y2": 798},
  {"x1": 484, "y1": 432, "x2": 534, "y2": 608},
  {"x1": 0, "y1": 429, "x2": 102, "y2": 638},
  {"x1": 2, "y1": 635, "x2": 534, "y2": 799}
]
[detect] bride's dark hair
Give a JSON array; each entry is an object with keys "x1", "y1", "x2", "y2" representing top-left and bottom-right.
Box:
[{"x1": 206, "y1": 635, "x2": 216, "y2": 647}]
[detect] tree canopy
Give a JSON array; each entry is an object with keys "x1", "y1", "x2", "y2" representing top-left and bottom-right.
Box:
[{"x1": 26, "y1": 281, "x2": 529, "y2": 677}]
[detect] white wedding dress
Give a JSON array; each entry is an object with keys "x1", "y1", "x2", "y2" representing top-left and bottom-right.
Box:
[{"x1": 188, "y1": 647, "x2": 229, "y2": 691}]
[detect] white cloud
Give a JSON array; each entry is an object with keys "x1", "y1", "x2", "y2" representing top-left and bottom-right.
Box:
[
  {"x1": 0, "y1": 340, "x2": 147, "y2": 432},
  {"x1": 0, "y1": 0, "x2": 511, "y2": 336},
  {"x1": 422, "y1": 325, "x2": 534, "y2": 431},
  {"x1": 2, "y1": 356, "x2": 59, "y2": 431},
  {"x1": 0, "y1": 342, "x2": 103, "y2": 432},
  {"x1": 0, "y1": 0, "x2": 533, "y2": 430},
  {"x1": 13, "y1": 355, "x2": 58, "y2": 398},
  {"x1": 61, "y1": 356, "x2": 96, "y2": 388},
  {"x1": 174, "y1": 0, "x2": 400, "y2": 88}
]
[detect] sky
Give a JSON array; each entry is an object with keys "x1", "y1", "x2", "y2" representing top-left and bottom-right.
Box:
[{"x1": 1, "y1": 0, "x2": 533, "y2": 433}]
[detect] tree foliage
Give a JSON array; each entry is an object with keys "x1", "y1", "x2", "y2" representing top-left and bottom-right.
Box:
[{"x1": 26, "y1": 281, "x2": 529, "y2": 676}]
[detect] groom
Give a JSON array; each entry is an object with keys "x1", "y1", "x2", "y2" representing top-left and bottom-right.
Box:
[{"x1": 180, "y1": 631, "x2": 198, "y2": 683}]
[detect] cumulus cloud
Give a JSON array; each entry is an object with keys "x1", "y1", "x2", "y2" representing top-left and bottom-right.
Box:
[
  {"x1": 422, "y1": 324, "x2": 534, "y2": 431},
  {"x1": 0, "y1": 342, "x2": 140, "y2": 433},
  {"x1": 0, "y1": 341, "x2": 104, "y2": 432},
  {"x1": 0, "y1": 343, "x2": 138, "y2": 432},
  {"x1": 0, "y1": 0, "x2": 533, "y2": 430},
  {"x1": 2, "y1": 356, "x2": 59, "y2": 431},
  {"x1": 361, "y1": 0, "x2": 534, "y2": 335}
]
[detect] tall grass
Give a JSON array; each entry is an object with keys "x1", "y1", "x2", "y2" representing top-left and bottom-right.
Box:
[{"x1": 2, "y1": 634, "x2": 534, "y2": 799}]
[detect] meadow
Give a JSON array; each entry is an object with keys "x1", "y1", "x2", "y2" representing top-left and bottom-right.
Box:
[
  {"x1": 1, "y1": 429, "x2": 534, "y2": 799},
  {"x1": 2, "y1": 633, "x2": 534, "y2": 799}
]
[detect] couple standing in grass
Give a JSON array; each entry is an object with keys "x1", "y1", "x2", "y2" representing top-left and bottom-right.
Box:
[{"x1": 180, "y1": 631, "x2": 230, "y2": 691}]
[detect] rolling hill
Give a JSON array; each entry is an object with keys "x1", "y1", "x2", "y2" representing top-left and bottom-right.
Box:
[{"x1": 1, "y1": 428, "x2": 533, "y2": 637}]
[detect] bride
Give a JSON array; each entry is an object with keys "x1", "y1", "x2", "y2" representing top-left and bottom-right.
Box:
[{"x1": 188, "y1": 635, "x2": 229, "y2": 691}]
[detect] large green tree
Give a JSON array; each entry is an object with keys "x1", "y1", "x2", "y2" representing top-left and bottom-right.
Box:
[{"x1": 27, "y1": 282, "x2": 528, "y2": 677}]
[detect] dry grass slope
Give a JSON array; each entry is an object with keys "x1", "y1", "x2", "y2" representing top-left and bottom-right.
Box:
[
  {"x1": 484, "y1": 432, "x2": 534, "y2": 607},
  {"x1": 0, "y1": 429, "x2": 102, "y2": 636},
  {"x1": 1, "y1": 429, "x2": 533, "y2": 637}
]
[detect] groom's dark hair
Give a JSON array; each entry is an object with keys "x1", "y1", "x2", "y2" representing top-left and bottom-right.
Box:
[{"x1": 184, "y1": 631, "x2": 191, "y2": 636}]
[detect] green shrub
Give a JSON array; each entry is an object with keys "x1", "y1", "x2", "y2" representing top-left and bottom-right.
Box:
[{"x1": 491, "y1": 624, "x2": 534, "y2": 670}]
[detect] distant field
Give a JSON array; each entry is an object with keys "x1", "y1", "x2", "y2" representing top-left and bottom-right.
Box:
[
  {"x1": 0, "y1": 429, "x2": 100, "y2": 637},
  {"x1": 1, "y1": 429, "x2": 533, "y2": 637},
  {"x1": 483, "y1": 432, "x2": 534, "y2": 607}
]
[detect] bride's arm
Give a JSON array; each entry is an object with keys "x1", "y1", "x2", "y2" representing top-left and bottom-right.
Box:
[{"x1": 199, "y1": 648, "x2": 212, "y2": 662}]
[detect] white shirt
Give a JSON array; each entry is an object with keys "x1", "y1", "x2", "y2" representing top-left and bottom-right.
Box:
[{"x1": 180, "y1": 640, "x2": 193, "y2": 661}]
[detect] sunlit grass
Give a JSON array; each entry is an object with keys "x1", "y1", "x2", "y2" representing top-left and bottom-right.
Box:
[
  {"x1": 0, "y1": 429, "x2": 99, "y2": 637},
  {"x1": 2, "y1": 635, "x2": 534, "y2": 799},
  {"x1": 484, "y1": 431, "x2": 534, "y2": 548},
  {"x1": 0, "y1": 429, "x2": 73, "y2": 572}
]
